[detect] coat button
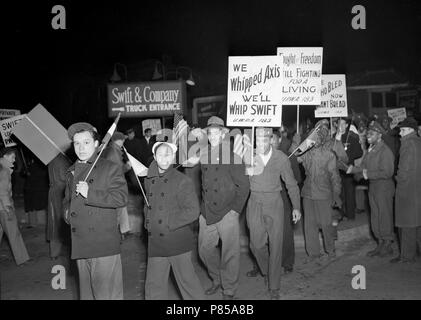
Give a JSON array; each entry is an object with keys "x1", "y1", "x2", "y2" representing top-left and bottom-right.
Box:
[
  {"x1": 214, "y1": 178, "x2": 218, "y2": 182},
  {"x1": 149, "y1": 193, "x2": 153, "y2": 197},
  {"x1": 158, "y1": 219, "x2": 162, "y2": 224},
  {"x1": 71, "y1": 227, "x2": 76, "y2": 232},
  {"x1": 164, "y1": 179, "x2": 168, "y2": 183},
  {"x1": 70, "y1": 212, "x2": 76, "y2": 217},
  {"x1": 213, "y1": 202, "x2": 217, "y2": 206},
  {"x1": 161, "y1": 192, "x2": 164, "y2": 197},
  {"x1": 152, "y1": 180, "x2": 155, "y2": 184},
  {"x1": 215, "y1": 167, "x2": 219, "y2": 171},
  {"x1": 148, "y1": 231, "x2": 151, "y2": 236},
  {"x1": 88, "y1": 178, "x2": 94, "y2": 184},
  {"x1": 214, "y1": 189, "x2": 218, "y2": 193},
  {"x1": 160, "y1": 233, "x2": 164, "y2": 237}
]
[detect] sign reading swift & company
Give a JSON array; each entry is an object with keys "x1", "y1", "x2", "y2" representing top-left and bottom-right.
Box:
[{"x1": 107, "y1": 80, "x2": 186, "y2": 118}]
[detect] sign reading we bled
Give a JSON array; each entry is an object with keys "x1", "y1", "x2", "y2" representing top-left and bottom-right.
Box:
[
  {"x1": 315, "y1": 74, "x2": 348, "y2": 118},
  {"x1": 277, "y1": 47, "x2": 323, "y2": 105},
  {"x1": 227, "y1": 56, "x2": 283, "y2": 127}
]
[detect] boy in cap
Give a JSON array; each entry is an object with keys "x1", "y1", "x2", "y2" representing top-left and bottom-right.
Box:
[
  {"x1": 391, "y1": 118, "x2": 421, "y2": 263},
  {"x1": 63, "y1": 122, "x2": 128, "y2": 299},
  {"x1": 144, "y1": 141, "x2": 204, "y2": 299},
  {"x1": 244, "y1": 127, "x2": 301, "y2": 299},
  {"x1": 347, "y1": 121, "x2": 395, "y2": 257}
]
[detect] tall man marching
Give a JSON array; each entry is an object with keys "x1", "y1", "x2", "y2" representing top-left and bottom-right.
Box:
[
  {"x1": 63, "y1": 123, "x2": 128, "y2": 300},
  {"x1": 244, "y1": 128, "x2": 301, "y2": 300}
]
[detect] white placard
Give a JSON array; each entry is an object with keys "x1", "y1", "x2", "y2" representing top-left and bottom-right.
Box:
[
  {"x1": 277, "y1": 47, "x2": 323, "y2": 105},
  {"x1": 227, "y1": 56, "x2": 283, "y2": 127},
  {"x1": 0, "y1": 114, "x2": 25, "y2": 147},
  {"x1": 315, "y1": 74, "x2": 348, "y2": 118},
  {"x1": 142, "y1": 119, "x2": 162, "y2": 135},
  {"x1": 387, "y1": 108, "x2": 407, "y2": 129},
  {"x1": 0, "y1": 109, "x2": 21, "y2": 120}
]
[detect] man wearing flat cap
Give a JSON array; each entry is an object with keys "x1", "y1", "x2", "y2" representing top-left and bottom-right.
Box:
[
  {"x1": 348, "y1": 121, "x2": 395, "y2": 257},
  {"x1": 194, "y1": 116, "x2": 250, "y2": 300},
  {"x1": 244, "y1": 127, "x2": 301, "y2": 300},
  {"x1": 143, "y1": 141, "x2": 204, "y2": 299},
  {"x1": 63, "y1": 122, "x2": 128, "y2": 299},
  {"x1": 391, "y1": 117, "x2": 421, "y2": 263}
]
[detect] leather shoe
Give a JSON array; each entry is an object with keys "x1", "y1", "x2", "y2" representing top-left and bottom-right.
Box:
[
  {"x1": 269, "y1": 289, "x2": 280, "y2": 300},
  {"x1": 246, "y1": 266, "x2": 260, "y2": 277},
  {"x1": 205, "y1": 284, "x2": 221, "y2": 295},
  {"x1": 222, "y1": 293, "x2": 234, "y2": 300},
  {"x1": 284, "y1": 266, "x2": 293, "y2": 274}
]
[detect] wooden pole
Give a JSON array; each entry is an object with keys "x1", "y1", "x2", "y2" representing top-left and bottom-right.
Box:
[{"x1": 296, "y1": 105, "x2": 300, "y2": 134}]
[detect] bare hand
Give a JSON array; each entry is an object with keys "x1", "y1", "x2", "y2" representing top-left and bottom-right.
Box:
[
  {"x1": 76, "y1": 181, "x2": 89, "y2": 198},
  {"x1": 292, "y1": 209, "x2": 301, "y2": 224}
]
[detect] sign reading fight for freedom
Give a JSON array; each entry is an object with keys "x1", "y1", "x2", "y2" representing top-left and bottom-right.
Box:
[
  {"x1": 277, "y1": 47, "x2": 323, "y2": 105},
  {"x1": 387, "y1": 107, "x2": 407, "y2": 129},
  {"x1": 107, "y1": 80, "x2": 186, "y2": 118},
  {"x1": 0, "y1": 114, "x2": 24, "y2": 147},
  {"x1": 315, "y1": 74, "x2": 348, "y2": 118},
  {"x1": 227, "y1": 56, "x2": 283, "y2": 127}
]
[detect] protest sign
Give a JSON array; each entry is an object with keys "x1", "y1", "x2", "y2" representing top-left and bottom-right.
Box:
[
  {"x1": 0, "y1": 109, "x2": 21, "y2": 120},
  {"x1": 277, "y1": 47, "x2": 323, "y2": 105},
  {"x1": 0, "y1": 115, "x2": 24, "y2": 147},
  {"x1": 12, "y1": 104, "x2": 71, "y2": 165},
  {"x1": 227, "y1": 56, "x2": 283, "y2": 127},
  {"x1": 142, "y1": 119, "x2": 162, "y2": 135},
  {"x1": 387, "y1": 107, "x2": 407, "y2": 129},
  {"x1": 107, "y1": 80, "x2": 186, "y2": 118},
  {"x1": 315, "y1": 74, "x2": 348, "y2": 118}
]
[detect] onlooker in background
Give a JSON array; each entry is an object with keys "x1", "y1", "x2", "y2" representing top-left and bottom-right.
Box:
[
  {"x1": 139, "y1": 128, "x2": 156, "y2": 167},
  {"x1": 417, "y1": 123, "x2": 421, "y2": 137},
  {"x1": 124, "y1": 128, "x2": 143, "y2": 163},
  {"x1": 348, "y1": 121, "x2": 395, "y2": 258},
  {"x1": 336, "y1": 117, "x2": 363, "y2": 221},
  {"x1": 103, "y1": 132, "x2": 131, "y2": 236},
  {"x1": 376, "y1": 114, "x2": 400, "y2": 175},
  {"x1": 24, "y1": 156, "x2": 49, "y2": 227},
  {"x1": 391, "y1": 118, "x2": 421, "y2": 263},
  {"x1": 0, "y1": 148, "x2": 30, "y2": 265},
  {"x1": 47, "y1": 153, "x2": 72, "y2": 259}
]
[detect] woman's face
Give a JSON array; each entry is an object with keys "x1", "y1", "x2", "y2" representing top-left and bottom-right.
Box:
[{"x1": 3, "y1": 152, "x2": 16, "y2": 165}]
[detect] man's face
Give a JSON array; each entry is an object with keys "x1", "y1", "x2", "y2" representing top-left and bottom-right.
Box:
[
  {"x1": 4, "y1": 152, "x2": 16, "y2": 165},
  {"x1": 114, "y1": 139, "x2": 124, "y2": 148},
  {"x1": 256, "y1": 136, "x2": 271, "y2": 155},
  {"x1": 270, "y1": 135, "x2": 280, "y2": 150},
  {"x1": 207, "y1": 127, "x2": 224, "y2": 147},
  {"x1": 367, "y1": 130, "x2": 381, "y2": 144},
  {"x1": 381, "y1": 119, "x2": 390, "y2": 131},
  {"x1": 127, "y1": 132, "x2": 135, "y2": 140},
  {"x1": 73, "y1": 131, "x2": 98, "y2": 162},
  {"x1": 399, "y1": 127, "x2": 413, "y2": 137},
  {"x1": 145, "y1": 130, "x2": 152, "y2": 138},
  {"x1": 339, "y1": 119, "x2": 348, "y2": 134},
  {"x1": 154, "y1": 144, "x2": 175, "y2": 172}
]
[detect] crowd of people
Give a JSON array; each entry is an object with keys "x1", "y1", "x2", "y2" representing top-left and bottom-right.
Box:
[{"x1": 0, "y1": 111, "x2": 420, "y2": 300}]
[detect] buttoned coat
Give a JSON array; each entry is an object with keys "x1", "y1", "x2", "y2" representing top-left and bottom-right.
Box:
[
  {"x1": 63, "y1": 156, "x2": 128, "y2": 259},
  {"x1": 144, "y1": 161, "x2": 200, "y2": 257},
  {"x1": 395, "y1": 132, "x2": 421, "y2": 227}
]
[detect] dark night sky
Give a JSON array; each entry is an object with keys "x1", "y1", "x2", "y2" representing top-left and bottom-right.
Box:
[{"x1": 1, "y1": 0, "x2": 421, "y2": 126}]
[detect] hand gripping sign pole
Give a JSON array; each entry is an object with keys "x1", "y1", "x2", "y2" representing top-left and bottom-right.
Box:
[{"x1": 82, "y1": 113, "x2": 121, "y2": 183}]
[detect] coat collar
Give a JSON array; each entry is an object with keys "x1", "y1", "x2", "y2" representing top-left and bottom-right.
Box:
[
  {"x1": 401, "y1": 131, "x2": 418, "y2": 141},
  {"x1": 67, "y1": 151, "x2": 98, "y2": 173},
  {"x1": 147, "y1": 160, "x2": 176, "y2": 179}
]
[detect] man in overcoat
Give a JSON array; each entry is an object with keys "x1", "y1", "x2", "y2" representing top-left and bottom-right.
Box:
[
  {"x1": 391, "y1": 118, "x2": 421, "y2": 263},
  {"x1": 63, "y1": 122, "x2": 128, "y2": 300}
]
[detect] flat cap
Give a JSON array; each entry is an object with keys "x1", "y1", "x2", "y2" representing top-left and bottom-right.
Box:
[
  {"x1": 112, "y1": 131, "x2": 127, "y2": 142},
  {"x1": 368, "y1": 121, "x2": 386, "y2": 135},
  {"x1": 67, "y1": 122, "x2": 97, "y2": 140},
  {"x1": 205, "y1": 116, "x2": 229, "y2": 133},
  {"x1": 397, "y1": 117, "x2": 418, "y2": 131},
  {"x1": 255, "y1": 127, "x2": 273, "y2": 137}
]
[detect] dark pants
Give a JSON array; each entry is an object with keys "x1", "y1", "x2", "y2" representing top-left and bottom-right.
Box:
[
  {"x1": 341, "y1": 173, "x2": 356, "y2": 219},
  {"x1": 398, "y1": 227, "x2": 421, "y2": 261},
  {"x1": 280, "y1": 190, "x2": 294, "y2": 269}
]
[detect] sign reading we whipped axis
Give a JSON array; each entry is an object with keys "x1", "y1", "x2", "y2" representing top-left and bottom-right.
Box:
[
  {"x1": 227, "y1": 56, "x2": 283, "y2": 127},
  {"x1": 277, "y1": 47, "x2": 323, "y2": 105},
  {"x1": 315, "y1": 74, "x2": 348, "y2": 118}
]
